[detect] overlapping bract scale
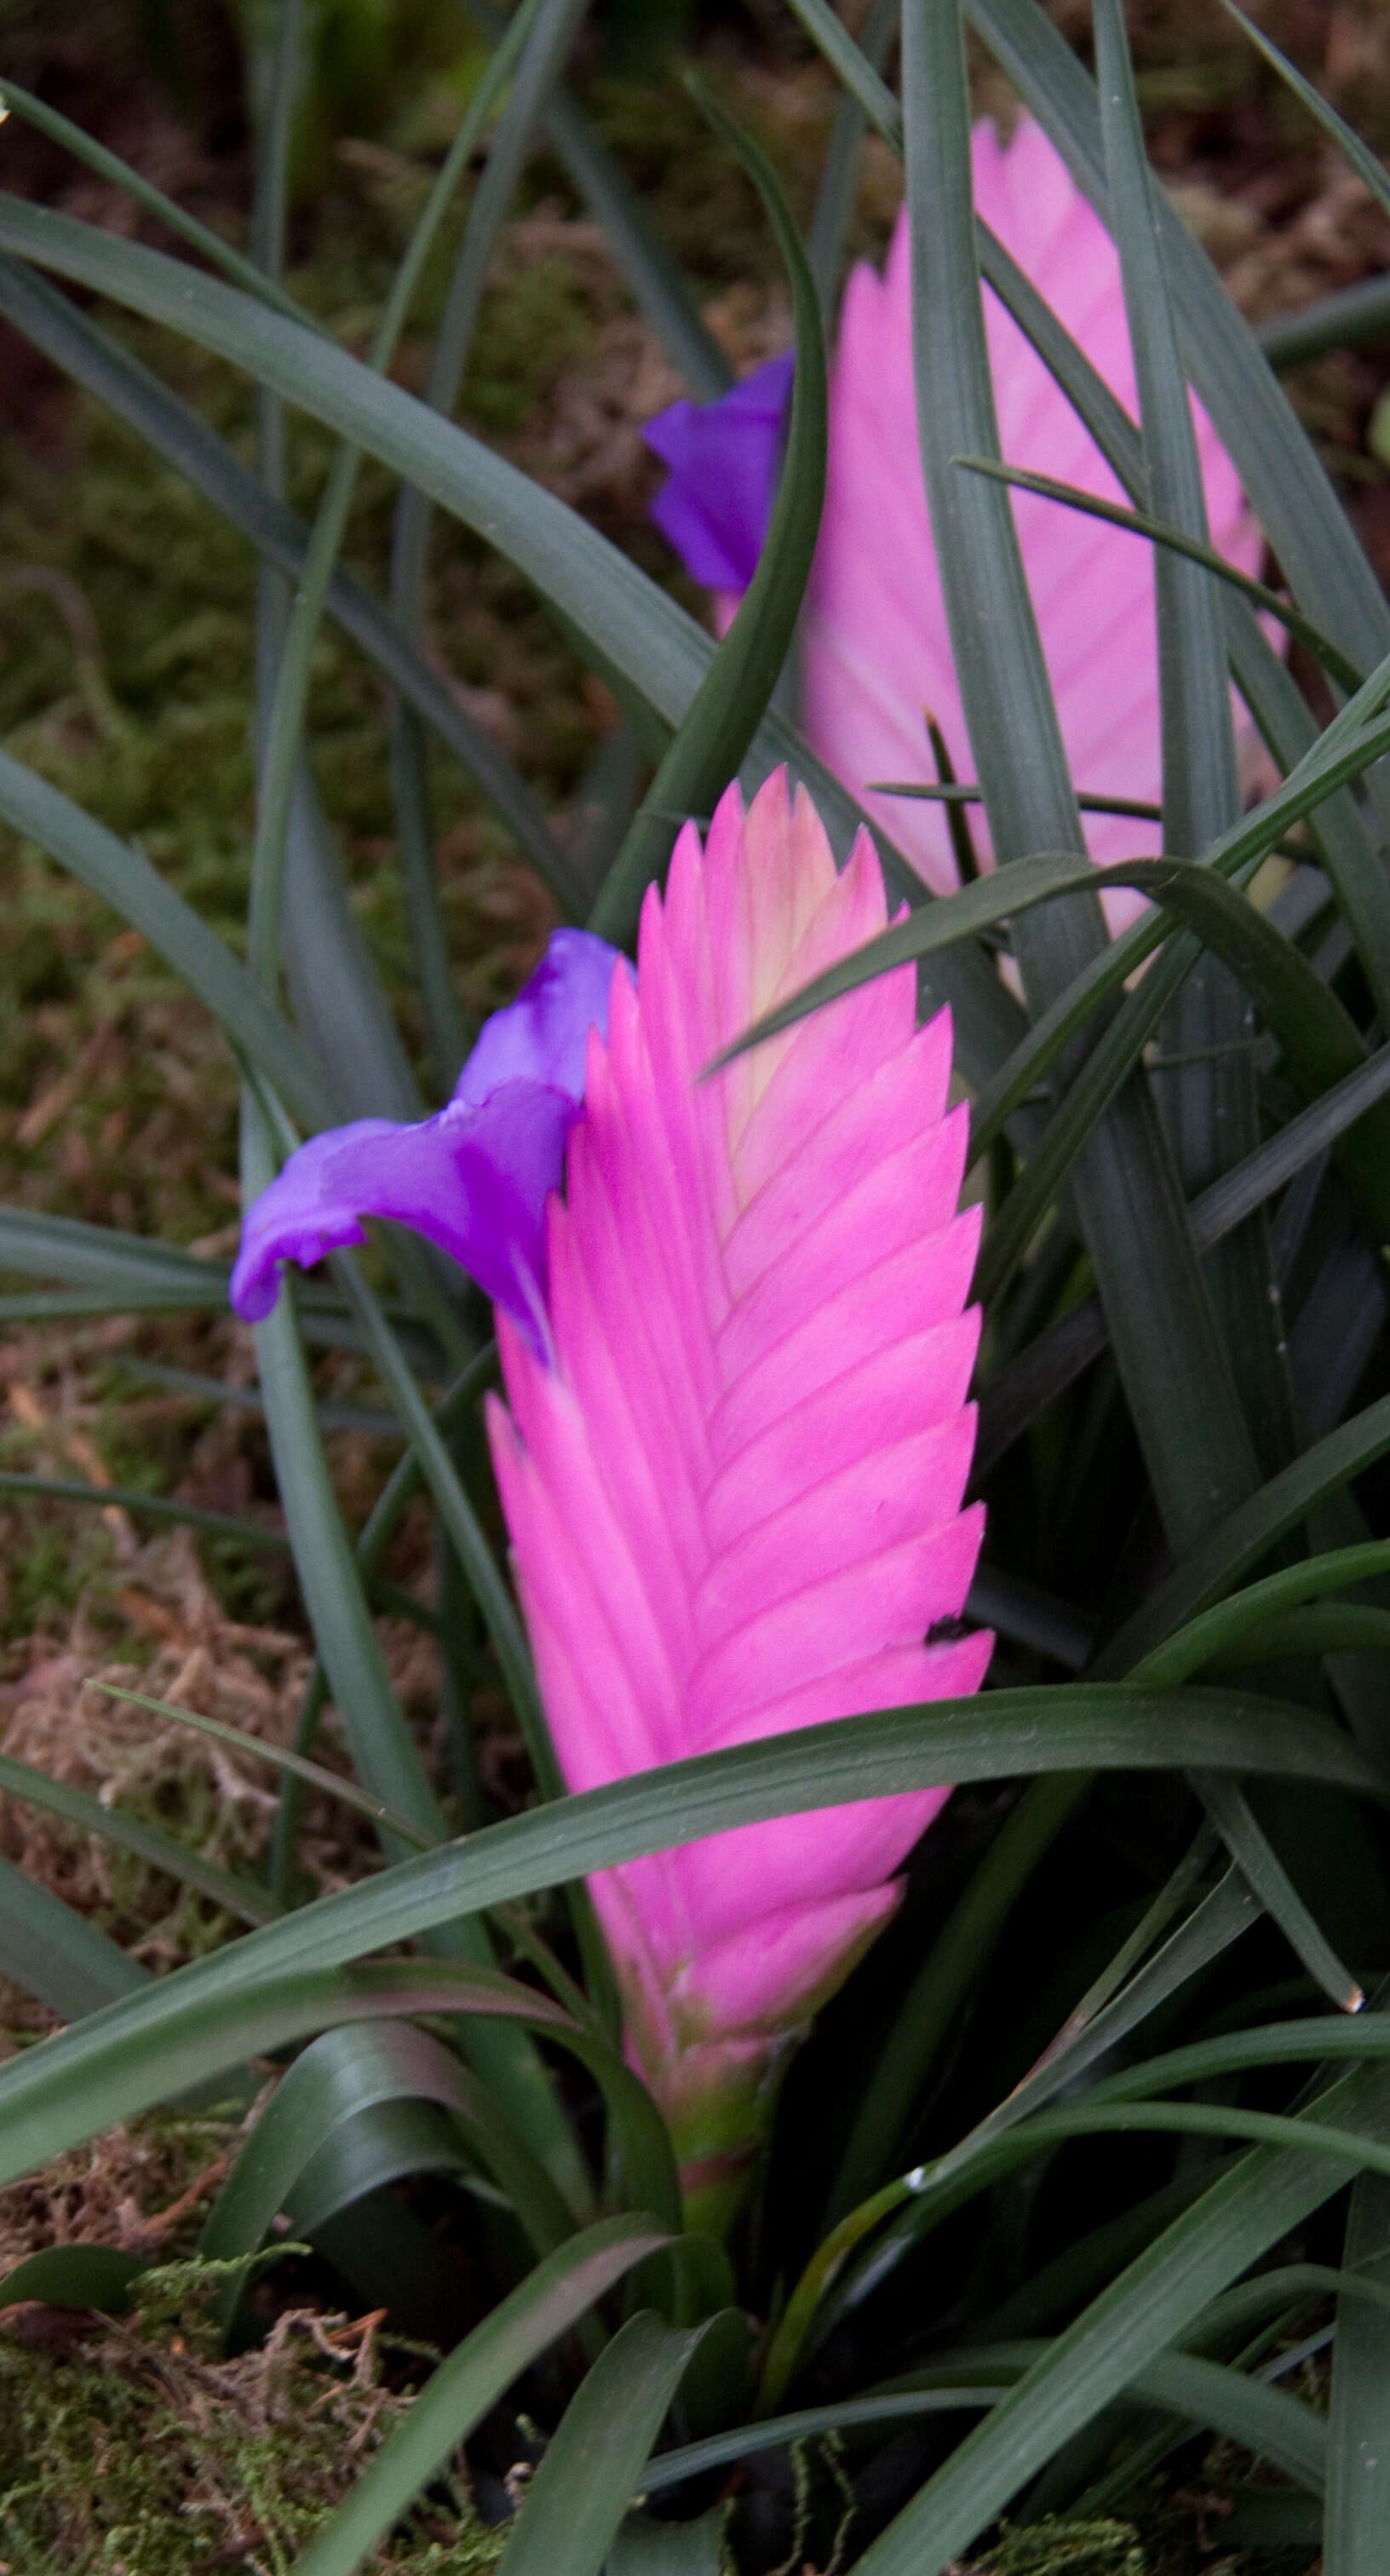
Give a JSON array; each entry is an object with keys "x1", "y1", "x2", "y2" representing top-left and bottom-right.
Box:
[{"x1": 488, "y1": 773, "x2": 991, "y2": 2201}]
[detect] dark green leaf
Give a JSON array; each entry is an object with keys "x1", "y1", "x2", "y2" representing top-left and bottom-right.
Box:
[
  {"x1": 291, "y1": 2218, "x2": 674, "y2": 2576},
  {"x1": 589, "y1": 78, "x2": 827, "y2": 942},
  {"x1": 0, "y1": 1849, "x2": 146, "y2": 2021},
  {"x1": 0, "y1": 2243, "x2": 147, "y2": 2314},
  {"x1": 497, "y1": 2312, "x2": 707, "y2": 2576},
  {"x1": 1097, "y1": 1394, "x2": 1390, "y2": 1675},
  {"x1": 0, "y1": 1689, "x2": 1381, "y2": 2190},
  {"x1": 1326, "y1": 2175, "x2": 1390, "y2": 2575}
]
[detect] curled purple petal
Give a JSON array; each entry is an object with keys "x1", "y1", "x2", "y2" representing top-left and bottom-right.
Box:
[
  {"x1": 231, "y1": 929, "x2": 627, "y2": 1348},
  {"x1": 229, "y1": 1084, "x2": 576, "y2": 1348},
  {"x1": 456, "y1": 929, "x2": 625, "y2": 1108},
  {"x1": 644, "y1": 352, "x2": 794, "y2": 594}
]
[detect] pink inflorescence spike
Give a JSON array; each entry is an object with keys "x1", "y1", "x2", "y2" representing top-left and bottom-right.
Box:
[
  {"x1": 488, "y1": 772, "x2": 991, "y2": 2225},
  {"x1": 643, "y1": 117, "x2": 1266, "y2": 938},
  {"x1": 801, "y1": 119, "x2": 1260, "y2": 922}
]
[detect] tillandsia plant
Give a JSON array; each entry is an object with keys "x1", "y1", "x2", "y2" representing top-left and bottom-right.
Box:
[{"x1": 7, "y1": 2, "x2": 1390, "y2": 2573}]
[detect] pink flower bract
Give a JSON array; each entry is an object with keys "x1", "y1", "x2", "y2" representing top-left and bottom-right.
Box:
[
  {"x1": 802, "y1": 117, "x2": 1261, "y2": 922},
  {"x1": 487, "y1": 772, "x2": 991, "y2": 2219}
]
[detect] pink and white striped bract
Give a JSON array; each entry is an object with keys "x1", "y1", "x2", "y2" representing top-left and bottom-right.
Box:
[{"x1": 487, "y1": 771, "x2": 991, "y2": 2217}]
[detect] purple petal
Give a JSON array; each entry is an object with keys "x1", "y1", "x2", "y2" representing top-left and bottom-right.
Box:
[
  {"x1": 230, "y1": 928, "x2": 628, "y2": 1347},
  {"x1": 456, "y1": 929, "x2": 624, "y2": 1109},
  {"x1": 230, "y1": 1081, "x2": 577, "y2": 1348},
  {"x1": 644, "y1": 352, "x2": 794, "y2": 594}
]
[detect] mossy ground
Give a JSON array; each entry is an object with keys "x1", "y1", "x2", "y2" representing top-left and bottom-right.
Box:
[{"x1": 0, "y1": 2250, "x2": 508, "y2": 2573}]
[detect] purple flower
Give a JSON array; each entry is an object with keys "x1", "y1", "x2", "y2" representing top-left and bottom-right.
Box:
[
  {"x1": 230, "y1": 928, "x2": 623, "y2": 1349},
  {"x1": 643, "y1": 352, "x2": 793, "y2": 594}
]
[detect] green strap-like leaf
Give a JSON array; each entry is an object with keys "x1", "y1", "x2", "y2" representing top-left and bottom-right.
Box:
[
  {"x1": 958, "y1": 456, "x2": 1362, "y2": 693},
  {"x1": 0, "y1": 2242, "x2": 147, "y2": 2314},
  {"x1": 1099, "y1": 1394, "x2": 1390, "y2": 1675},
  {"x1": 1079, "y1": 2011, "x2": 1390, "y2": 2104},
  {"x1": 1326, "y1": 2174, "x2": 1390, "y2": 2575},
  {"x1": 851, "y1": 2056, "x2": 1390, "y2": 2572},
  {"x1": 0, "y1": 1744, "x2": 279, "y2": 1928},
  {"x1": 497, "y1": 2311, "x2": 708, "y2": 2576},
  {"x1": 1260, "y1": 274, "x2": 1390, "y2": 371},
  {"x1": 95, "y1": 1682, "x2": 436, "y2": 1851},
  {"x1": 1186, "y1": 1771, "x2": 1364, "y2": 2013},
  {"x1": 1133, "y1": 1544, "x2": 1390, "y2": 1687},
  {"x1": 807, "y1": 0, "x2": 899, "y2": 319},
  {"x1": 0, "y1": 78, "x2": 316, "y2": 325},
  {"x1": 0, "y1": 1690, "x2": 1381, "y2": 2193},
  {"x1": 589, "y1": 76, "x2": 828, "y2": 942},
  {"x1": 1218, "y1": 0, "x2": 1390, "y2": 234},
  {"x1": 290, "y1": 2217, "x2": 674, "y2": 2576},
  {"x1": 201, "y1": 2020, "x2": 579, "y2": 2324},
  {"x1": 0, "y1": 1849, "x2": 146, "y2": 2021}
]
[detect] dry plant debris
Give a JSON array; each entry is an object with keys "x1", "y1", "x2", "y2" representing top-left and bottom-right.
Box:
[
  {"x1": 0, "y1": 2255, "x2": 508, "y2": 2574},
  {"x1": 0, "y1": 1522, "x2": 437, "y2": 2031}
]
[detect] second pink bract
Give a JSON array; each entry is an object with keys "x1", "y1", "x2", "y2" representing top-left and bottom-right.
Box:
[
  {"x1": 488, "y1": 772, "x2": 991, "y2": 2225},
  {"x1": 663, "y1": 120, "x2": 1262, "y2": 937},
  {"x1": 804, "y1": 118, "x2": 1261, "y2": 916}
]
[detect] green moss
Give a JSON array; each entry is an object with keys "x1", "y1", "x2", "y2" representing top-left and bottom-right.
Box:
[
  {"x1": 462, "y1": 257, "x2": 594, "y2": 434},
  {"x1": 0, "y1": 2252, "x2": 508, "y2": 2572},
  {"x1": 0, "y1": 1505, "x2": 113, "y2": 1640},
  {"x1": 982, "y1": 2522, "x2": 1148, "y2": 2576}
]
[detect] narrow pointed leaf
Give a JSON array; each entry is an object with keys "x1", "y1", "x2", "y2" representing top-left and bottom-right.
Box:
[
  {"x1": 95, "y1": 1682, "x2": 436, "y2": 1849},
  {"x1": 1189, "y1": 1771, "x2": 1364, "y2": 2012},
  {"x1": 643, "y1": 2347, "x2": 1323, "y2": 2495},
  {"x1": 497, "y1": 2312, "x2": 707, "y2": 2576},
  {"x1": 0, "y1": 1470, "x2": 290, "y2": 1552},
  {"x1": 1133, "y1": 1545, "x2": 1390, "y2": 1687},
  {"x1": 0, "y1": 1689, "x2": 1382, "y2": 2191},
  {"x1": 1217, "y1": 0, "x2": 1390, "y2": 233},
  {"x1": 807, "y1": 0, "x2": 899, "y2": 319},
  {"x1": 291, "y1": 2218, "x2": 674, "y2": 2576},
  {"x1": 201, "y1": 2021, "x2": 578, "y2": 2324},
  {"x1": 590, "y1": 87, "x2": 828, "y2": 940},
  {"x1": 1326, "y1": 2175, "x2": 1390, "y2": 2574},
  {"x1": 1097, "y1": 1393, "x2": 1390, "y2": 1675},
  {"x1": 0, "y1": 1849, "x2": 147, "y2": 2020},
  {"x1": 964, "y1": 0, "x2": 1390, "y2": 677},
  {"x1": 0, "y1": 78, "x2": 315, "y2": 323},
  {"x1": 0, "y1": 1745, "x2": 279, "y2": 1927}
]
